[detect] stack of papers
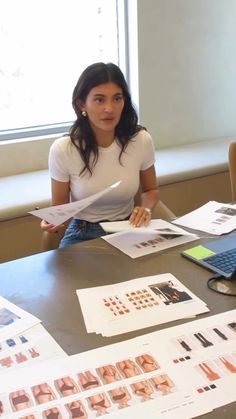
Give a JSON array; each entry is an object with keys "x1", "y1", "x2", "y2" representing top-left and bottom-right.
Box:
[
  {"x1": 0, "y1": 296, "x2": 66, "y2": 375},
  {"x1": 76, "y1": 273, "x2": 209, "y2": 337},
  {"x1": 101, "y1": 219, "x2": 198, "y2": 258},
  {"x1": 173, "y1": 201, "x2": 236, "y2": 235}
]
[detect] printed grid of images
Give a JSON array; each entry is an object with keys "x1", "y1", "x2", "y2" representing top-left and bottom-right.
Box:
[
  {"x1": 0, "y1": 332, "x2": 40, "y2": 371},
  {"x1": 213, "y1": 206, "x2": 236, "y2": 225},
  {"x1": 102, "y1": 280, "x2": 193, "y2": 318},
  {"x1": 0, "y1": 353, "x2": 176, "y2": 418}
]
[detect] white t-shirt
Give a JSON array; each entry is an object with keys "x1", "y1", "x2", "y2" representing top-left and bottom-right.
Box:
[{"x1": 49, "y1": 129, "x2": 155, "y2": 222}]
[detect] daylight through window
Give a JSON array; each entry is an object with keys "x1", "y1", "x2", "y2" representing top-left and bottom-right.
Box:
[{"x1": 0, "y1": 0, "x2": 126, "y2": 139}]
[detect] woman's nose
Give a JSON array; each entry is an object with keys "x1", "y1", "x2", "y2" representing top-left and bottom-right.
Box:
[{"x1": 104, "y1": 102, "x2": 113, "y2": 112}]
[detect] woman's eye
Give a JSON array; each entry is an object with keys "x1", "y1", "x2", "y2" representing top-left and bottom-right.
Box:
[
  {"x1": 95, "y1": 97, "x2": 104, "y2": 104},
  {"x1": 114, "y1": 96, "x2": 123, "y2": 102}
]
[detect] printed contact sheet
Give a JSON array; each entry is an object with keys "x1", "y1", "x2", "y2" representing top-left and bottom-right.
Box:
[
  {"x1": 173, "y1": 201, "x2": 236, "y2": 235},
  {"x1": 77, "y1": 273, "x2": 209, "y2": 336},
  {"x1": 102, "y1": 220, "x2": 198, "y2": 258},
  {"x1": 1, "y1": 309, "x2": 236, "y2": 418},
  {"x1": 0, "y1": 324, "x2": 67, "y2": 375},
  {"x1": 0, "y1": 296, "x2": 40, "y2": 341}
]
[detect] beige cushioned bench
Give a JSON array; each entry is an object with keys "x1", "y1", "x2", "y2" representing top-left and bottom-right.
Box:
[{"x1": 0, "y1": 137, "x2": 233, "y2": 222}]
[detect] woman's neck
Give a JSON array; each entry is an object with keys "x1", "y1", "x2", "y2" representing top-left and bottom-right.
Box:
[{"x1": 93, "y1": 128, "x2": 115, "y2": 148}]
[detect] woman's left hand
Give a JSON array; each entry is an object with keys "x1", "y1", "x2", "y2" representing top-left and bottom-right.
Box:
[{"x1": 129, "y1": 206, "x2": 151, "y2": 227}]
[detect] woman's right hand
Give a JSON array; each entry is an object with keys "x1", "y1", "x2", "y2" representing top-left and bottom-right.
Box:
[{"x1": 40, "y1": 219, "x2": 66, "y2": 234}]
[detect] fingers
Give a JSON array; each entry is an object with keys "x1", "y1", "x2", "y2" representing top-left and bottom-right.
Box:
[
  {"x1": 40, "y1": 219, "x2": 65, "y2": 233},
  {"x1": 40, "y1": 219, "x2": 53, "y2": 231},
  {"x1": 129, "y1": 207, "x2": 151, "y2": 227}
]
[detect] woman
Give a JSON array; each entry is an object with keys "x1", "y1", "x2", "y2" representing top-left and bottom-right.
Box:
[
  {"x1": 151, "y1": 374, "x2": 175, "y2": 395},
  {"x1": 78, "y1": 370, "x2": 101, "y2": 390},
  {"x1": 10, "y1": 389, "x2": 33, "y2": 411},
  {"x1": 66, "y1": 400, "x2": 88, "y2": 418},
  {"x1": 31, "y1": 382, "x2": 56, "y2": 404},
  {"x1": 42, "y1": 407, "x2": 63, "y2": 419},
  {"x1": 41, "y1": 62, "x2": 158, "y2": 248},
  {"x1": 116, "y1": 359, "x2": 141, "y2": 378},
  {"x1": 97, "y1": 364, "x2": 121, "y2": 384},
  {"x1": 55, "y1": 376, "x2": 80, "y2": 397},
  {"x1": 87, "y1": 393, "x2": 111, "y2": 416},
  {"x1": 132, "y1": 380, "x2": 154, "y2": 401},
  {"x1": 135, "y1": 353, "x2": 160, "y2": 372},
  {"x1": 110, "y1": 386, "x2": 131, "y2": 409}
]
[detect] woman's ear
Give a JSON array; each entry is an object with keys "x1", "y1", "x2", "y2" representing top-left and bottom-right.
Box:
[{"x1": 76, "y1": 99, "x2": 85, "y2": 112}]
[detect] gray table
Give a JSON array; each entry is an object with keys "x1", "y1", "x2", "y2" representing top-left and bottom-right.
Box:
[{"x1": 0, "y1": 237, "x2": 236, "y2": 417}]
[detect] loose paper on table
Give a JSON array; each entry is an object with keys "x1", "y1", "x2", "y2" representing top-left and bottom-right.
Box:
[
  {"x1": 1, "y1": 309, "x2": 236, "y2": 418},
  {"x1": 0, "y1": 323, "x2": 67, "y2": 375},
  {"x1": 0, "y1": 296, "x2": 40, "y2": 341},
  {"x1": 173, "y1": 201, "x2": 236, "y2": 235},
  {"x1": 102, "y1": 219, "x2": 198, "y2": 258},
  {"x1": 76, "y1": 273, "x2": 209, "y2": 337}
]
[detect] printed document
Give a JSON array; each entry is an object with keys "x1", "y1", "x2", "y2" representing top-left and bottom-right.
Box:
[
  {"x1": 0, "y1": 296, "x2": 40, "y2": 341},
  {"x1": 173, "y1": 201, "x2": 236, "y2": 235},
  {"x1": 29, "y1": 181, "x2": 121, "y2": 226},
  {"x1": 76, "y1": 273, "x2": 209, "y2": 337},
  {"x1": 2, "y1": 309, "x2": 236, "y2": 418},
  {"x1": 102, "y1": 220, "x2": 198, "y2": 258},
  {"x1": 0, "y1": 324, "x2": 66, "y2": 375}
]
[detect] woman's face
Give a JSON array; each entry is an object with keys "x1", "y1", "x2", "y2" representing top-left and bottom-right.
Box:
[{"x1": 80, "y1": 82, "x2": 125, "y2": 137}]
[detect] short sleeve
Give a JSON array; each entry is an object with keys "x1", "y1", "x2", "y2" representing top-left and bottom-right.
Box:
[
  {"x1": 48, "y1": 137, "x2": 70, "y2": 182},
  {"x1": 140, "y1": 130, "x2": 156, "y2": 171}
]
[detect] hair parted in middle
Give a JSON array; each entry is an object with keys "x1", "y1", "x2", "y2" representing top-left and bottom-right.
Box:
[{"x1": 70, "y1": 62, "x2": 144, "y2": 175}]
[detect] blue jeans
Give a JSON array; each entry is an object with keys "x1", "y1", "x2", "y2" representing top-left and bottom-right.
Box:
[{"x1": 59, "y1": 218, "x2": 110, "y2": 249}]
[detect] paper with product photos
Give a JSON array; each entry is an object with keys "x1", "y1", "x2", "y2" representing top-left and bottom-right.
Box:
[
  {"x1": 76, "y1": 273, "x2": 209, "y2": 337},
  {"x1": 29, "y1": 180, "x2": 121, "y2": 226},
  {"x1": 100, "y1": 218, "x2": 197, "y2": 234},
  {"x1": 0, "y1": 324, "x2": 67, "y2": 375},
  {"x1": 0, "y1": 296, "x2": 40, "y2": 341},
  {"x1": 173, "y1": 201, "x2": 236, "y2": 235},
  {"x1": 2, "y1": 310, "x2": 236, "y2": 418},
  {"x1": 102, "y1": 220, "x2": 198, "y2": 258}
]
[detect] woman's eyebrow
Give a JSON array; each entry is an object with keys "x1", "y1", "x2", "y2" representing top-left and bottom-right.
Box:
[{"x1": 93, "y1": 92, "x2": 123, "y2": 97}]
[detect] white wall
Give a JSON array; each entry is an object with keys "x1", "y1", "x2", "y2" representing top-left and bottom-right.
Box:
[{"x1": 136, "y1": 0, "x2": 236, "y2": 148}]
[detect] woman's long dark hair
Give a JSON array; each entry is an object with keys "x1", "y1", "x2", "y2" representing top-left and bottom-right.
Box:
[{"x1": 70, "y1": 62, "x2": 143, "y2": 175}]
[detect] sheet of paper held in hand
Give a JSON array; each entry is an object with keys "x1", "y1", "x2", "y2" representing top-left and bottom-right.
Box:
[
  {"x1": 173, "y1": 201, "x2": 236, "y2": 235},
  {"x1": 29, "y1": 181, "x2": 121, "y2": 226}
]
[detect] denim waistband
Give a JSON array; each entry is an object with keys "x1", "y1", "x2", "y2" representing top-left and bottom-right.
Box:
[{"x1": 75, "y1": 214, "x2": 130, "y2": 224}]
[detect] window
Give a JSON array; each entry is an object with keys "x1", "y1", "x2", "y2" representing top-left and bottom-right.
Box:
[{"x1": 0, "y1": 0, "x2": 127, "y2": 140}]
